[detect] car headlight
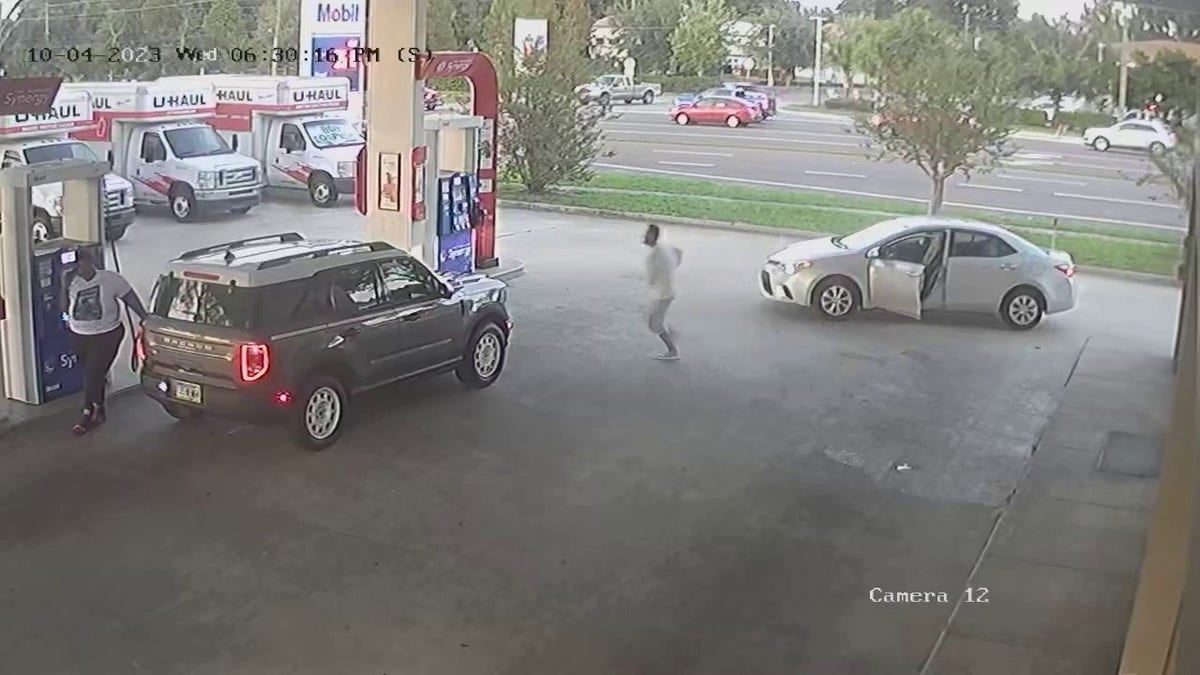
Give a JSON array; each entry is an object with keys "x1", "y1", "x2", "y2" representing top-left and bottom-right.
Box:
[
  {"x1": 784, "y1": 261, "x2": 812, "y2": 275},
  {"x1": 197, "y1": 171, "x2": 218, "y2": 190},
  {"x1": 338, "y1": 161, "x2": 355, "y2": 178},
  {"x1": 50, "y1": 196, "x2": 63, "y2": 216}
]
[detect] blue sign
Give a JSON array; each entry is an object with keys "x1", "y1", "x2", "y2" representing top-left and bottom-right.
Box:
[
  {"x1": 311, "y1": 36, "x2": 362, "y2": 92},
  {"x1": 438, "y1": 228, "x2": 474, "y2": 275},
  {"x1": 31, "y1": 244, "x2": 103, "y2": 402}
]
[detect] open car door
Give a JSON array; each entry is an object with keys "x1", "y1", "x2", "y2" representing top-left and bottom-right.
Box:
[{"x1": 868, "y1": 259, "x2": 924, "y2": 319}]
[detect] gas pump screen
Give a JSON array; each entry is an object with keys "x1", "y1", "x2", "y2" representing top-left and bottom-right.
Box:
[{"x1": 60, "y1": 250, "x2": 77, "y2": 265}]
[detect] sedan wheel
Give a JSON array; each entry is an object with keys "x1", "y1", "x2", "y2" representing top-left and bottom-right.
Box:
[
  {"x1": 1149, "y1": 141, "x2": 1166, "y2": 155},
  {"x1": 813, "y1": 277, "x2": 859, "y2": 320},
  {"x1": 726, "y1": 115, "x2": 741, "y2": 128},
  {"x1": 1002, "y1": 289, "x2": 1044, "y2": 330},
  {"x1": 675, "y1": 113, "x2": 690, "y2": 126},
  {"x1": 1092, "y1": 136, "x2": 1110, "y2": 152}
]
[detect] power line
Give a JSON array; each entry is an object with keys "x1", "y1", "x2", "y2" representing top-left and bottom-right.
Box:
[{"x1": 11, "y1": 0, "x2": 263, "y2": 23}]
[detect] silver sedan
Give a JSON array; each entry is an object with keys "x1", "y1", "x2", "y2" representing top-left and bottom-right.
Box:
[{"x1": 758, "y1": 216, "x2": 1077, "y2": 330}]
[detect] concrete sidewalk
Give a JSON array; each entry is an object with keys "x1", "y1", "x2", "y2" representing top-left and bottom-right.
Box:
[{"x1": 926, "y1": 335, "x2": 1170, "y2": 674}]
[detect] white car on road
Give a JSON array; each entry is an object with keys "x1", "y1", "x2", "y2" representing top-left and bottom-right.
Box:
[
  {"x1": 759, "y1": 217, "x2": 1077, "y2": 330},
  {"x1": 1083, "y1": 118, "x2": 1176, "y2": 154}
]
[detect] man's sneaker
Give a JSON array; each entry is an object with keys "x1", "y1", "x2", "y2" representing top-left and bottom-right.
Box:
[
  {"x1": 653, "y1": 352, "x2": 681, "y2": 361},
  {"x1": 71, "y1": 408, "x2": 95, "y2": 436}
]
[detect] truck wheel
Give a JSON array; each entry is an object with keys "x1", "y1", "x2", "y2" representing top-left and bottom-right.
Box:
[
  {"x1": 309, "y1": 173, "x2": 338, "y2": 207},
  {"x1": 169, "y1": 185, "x2": 197, "y2": 222},
  {"x1": 642, "y1": 90, "x2": 655, "y2": 104},
  {"x1": 31, "y1": 209, "x2": 56, "y2": 243}
]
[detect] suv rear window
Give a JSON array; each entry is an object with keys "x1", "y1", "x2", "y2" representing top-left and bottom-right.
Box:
[{"x1": 153, "y1": 277, "x2": 257, "y2": 329}]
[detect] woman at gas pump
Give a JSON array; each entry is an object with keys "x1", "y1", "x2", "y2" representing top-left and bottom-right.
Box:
[{"x1": 62, "y1": 248, "x2": 147, "y2": 435}]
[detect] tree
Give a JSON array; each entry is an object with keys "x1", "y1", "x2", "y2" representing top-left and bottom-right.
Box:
[
  {"x1": 746, "y1": 1, "x2": 814, "y2": 86},
  {"x1": 671, "y1": 0, "x2": 735, "y2": 77},
  {"x1": 855, "y1": 9, "x2": 1017, "y2": 214},
  {"x1": 452, "y1": 0, "x2": 493, "y2": 50},
  {"x1": 253, "y1": 0, "x2": 302, "y2": 75},
  {"x1": 837, "y1": 0, "x2": 906, "y2": 19},
  {"x1": 428, "y1": 0, "x2": 460, "y2": 51},
  {"x1": 203, "y1": 0, "x2": 250, "y2": 73},
  {"x1": 1129, "y1": 49, "x2": 1200, "y2": 117},
  {"x1": 611, "y1": 0, "x2": 681, "y2": 74},
  {"x1": 822, "y1": 14, "x2": 870, "y2": 93},
  {"x1": 1016, "y1": 15, "x2": 1107, "y2": 119},
  {"x1": 919, "y1": 0, "x2": 1018, "y2": 33}
]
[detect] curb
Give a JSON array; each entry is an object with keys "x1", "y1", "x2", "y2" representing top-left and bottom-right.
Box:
[{"x1": 500, "y1": 200, "x2": 1180, "y2": 285}]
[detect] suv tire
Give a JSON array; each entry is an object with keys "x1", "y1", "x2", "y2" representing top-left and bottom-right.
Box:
[
  {"x1": 292, "y1": 376, "x2": 348, "y2": 450},
  {"x1": 456, "y1": 323, "x2": 507, "y2": 389}
]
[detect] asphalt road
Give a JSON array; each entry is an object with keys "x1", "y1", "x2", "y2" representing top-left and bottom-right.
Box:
[
  {"x1": 599, "y1": 104, "x2": 1185, "y2": 234},
  {"x1": 0, "y1": 202, "x2": 1179, "y2": 674}
]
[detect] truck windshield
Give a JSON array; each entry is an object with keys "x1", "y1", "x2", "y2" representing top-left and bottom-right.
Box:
[
  {"x1": 24, "y1": 142, "x2": 97, "y2": 164},
  {"x1": 303, "y1": 119, "x2": 363, "y2": 149},
  {"x1": 153, "y1": 276, "x2": 257, "y2": 329},
  {"x1": 163, "y1": 127, "x2": 234, "y2": 159}
]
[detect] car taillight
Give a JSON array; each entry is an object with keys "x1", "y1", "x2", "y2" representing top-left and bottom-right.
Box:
[
  {"x1": 1055, "y1": 263, "x2": 1076, "y2": 278},
  {"x1": 238, "y1": 342, "x2": 271, "y2": 382}
]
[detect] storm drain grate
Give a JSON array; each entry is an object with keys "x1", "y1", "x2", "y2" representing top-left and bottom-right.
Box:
[{"x1": 1099, "y1": 431, "x2": 1164, "y2": 478}]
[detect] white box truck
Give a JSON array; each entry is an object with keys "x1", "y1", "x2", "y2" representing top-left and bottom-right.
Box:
[
  {"x1": 63, "y1": 82, "x2": 263, "y2": 222},
  {"x1": 0, "y1": 90, "x2": 136, "y2": 242},
  {"x1": 160, "y1": 75, "x2": 362, "y2": 207}
]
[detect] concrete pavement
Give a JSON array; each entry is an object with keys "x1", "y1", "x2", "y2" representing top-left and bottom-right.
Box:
[
  {"x1": 0, "y1": 204, "x2": 1177, "y2": 674},
  {"x1": 600, "y1": 104, "x2": 1183, "y2": 234}
]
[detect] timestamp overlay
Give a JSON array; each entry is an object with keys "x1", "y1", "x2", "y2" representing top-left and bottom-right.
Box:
[{"x1": 25, "y1": 45, "x2": 432, "y2": 67}]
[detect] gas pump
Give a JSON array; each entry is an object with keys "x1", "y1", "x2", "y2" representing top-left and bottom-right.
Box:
[
  {"x1": 436, "y1": 172, "x2": 476, "y2": 275},
  {"x1": 0, "y1": 159, "x2": 107, "y2": 405}
]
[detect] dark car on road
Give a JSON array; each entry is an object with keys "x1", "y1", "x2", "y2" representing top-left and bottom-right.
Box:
[{"x1": 138, "y1": 233, "x2": 512, "y2": 449}]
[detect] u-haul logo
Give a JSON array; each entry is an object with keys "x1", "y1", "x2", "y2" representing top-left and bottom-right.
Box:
[
  {"x1": 13, "y1": 104, "x2": 81, "y2": 123},
  {"x1": 215, "y1": 89, "x2": 251, "y2": 103},
  {"x1": 153, "y1": 93, "x2": 208, "y2": 108},
  {"x1": 292, "y1": 88, "x2": 344, "y2": 104}
]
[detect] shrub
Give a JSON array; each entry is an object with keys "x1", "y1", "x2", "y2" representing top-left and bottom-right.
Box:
[
  {"x1": 1016, "y1": 108, "x2": 1050, "y2": 127},
  {"x1": 656, "y1": 75, "x2": 724, "y2": 93},
  {"x1": 1058, "y1": 111, "x2": 1116, "y2": 131}
]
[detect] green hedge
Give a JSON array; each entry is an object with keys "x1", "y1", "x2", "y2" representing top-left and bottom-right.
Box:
[
  {"x1": 657, "y1": 75, "x2": 724, "y2": 93},
  {"x1": 1016, "y1": 108, "x2": 1051, "y2": 127},
  {"x1": 822, "y1": 98, "x2": 874, "y2": 112},
  {"x1": 1058, "y1": 111, "x2": 1116, "y2": 130}
]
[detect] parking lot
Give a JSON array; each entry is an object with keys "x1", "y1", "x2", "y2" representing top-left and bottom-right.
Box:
[{"x1": 0, "y1": 202, "x2": 1179, "y2": 674}]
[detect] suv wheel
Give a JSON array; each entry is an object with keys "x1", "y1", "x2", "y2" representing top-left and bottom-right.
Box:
[
  {"x1": 292, "y1": 376, "x2": 348, "y2": 450},
  {"x1": 456, "y1": 323, "x2": 507, "y2": 389}
]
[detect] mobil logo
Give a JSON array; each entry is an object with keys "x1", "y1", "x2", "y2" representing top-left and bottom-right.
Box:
[
  {"x1": 215, "y1": 88, "x2": 251, "y2": 103},
  {"x1": 315, "y1": 2, "x2": 360, "y2": 23},
  {"x1": 292, "y1": 88, "x2": 344, "y2": 104},
  {"x1": 154, "y1": 93, "x2": 208, "y2": 108}
]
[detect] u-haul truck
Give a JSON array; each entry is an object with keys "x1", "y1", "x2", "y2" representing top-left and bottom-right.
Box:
[
  {"x1": 62, "y1": 82, "x2": 262, "y2": 222},
  {"x1": 0, "y1": 90, "x2": 136, "y2": 242},
  {"x1": 159, "y1": 75, "x2": 361, "y2": 207}
]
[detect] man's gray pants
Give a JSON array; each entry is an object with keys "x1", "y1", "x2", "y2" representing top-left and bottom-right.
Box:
[{"x1": 648, "y1": 297, "x2": 674, "y2": 334}]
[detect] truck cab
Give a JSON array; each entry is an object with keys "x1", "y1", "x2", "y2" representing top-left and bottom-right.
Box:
[
  {"x1": 64, "y1": 82, "x2": 262, "y2": 222},
  {"x1": 160, "y1": 75, "x2": 362, "y2": 207},
  {"x1": 0, "y1": 90, "x2": 136, "y2": 242}
]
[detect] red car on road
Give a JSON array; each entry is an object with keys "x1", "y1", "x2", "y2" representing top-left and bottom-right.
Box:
[{"x1": 669, "y1": 96, "x2": 758, "y2": 128}]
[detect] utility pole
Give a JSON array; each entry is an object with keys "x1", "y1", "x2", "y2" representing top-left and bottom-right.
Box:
[
  {"x1": 812, "y1": 16, "x2": 825, "y2": 107},
  {"x1": 767, "y1": 24, "x2": 775, "y2": 87},
  {"x1": 270, "y1": 0, "x2": 283, "y2": 76},
  {"x1": 1117, "y1": 20, "x2": 1130, "y2": 112},
  {"x1": 43, "y1": 0, "x2": 49, "y2": 41}
]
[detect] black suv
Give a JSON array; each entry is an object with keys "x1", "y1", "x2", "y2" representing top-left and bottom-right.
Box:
[{"x1": 138, "y1": 233, "x2": 512, "y2": 449}]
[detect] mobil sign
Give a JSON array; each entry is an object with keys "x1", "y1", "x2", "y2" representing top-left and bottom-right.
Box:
[{"x1": 311, "y1": 1, "x2": 363, "y2": 31}]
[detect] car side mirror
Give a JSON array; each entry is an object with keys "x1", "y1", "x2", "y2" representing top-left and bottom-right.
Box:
[
  {"x1": 439, "y1": 281, "x2": 455, "y2": 299},
  {"x1": 866, "y1": 246, "x2": 881, "y2": 259}
]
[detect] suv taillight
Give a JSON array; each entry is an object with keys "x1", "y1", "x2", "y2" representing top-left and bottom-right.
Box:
[
  {"x1": 238, "y1": 342, "x2": 271, "y2": 382},
  {"x1": 1055, "y1": 263, "x2": 1076, "y2": 278}
]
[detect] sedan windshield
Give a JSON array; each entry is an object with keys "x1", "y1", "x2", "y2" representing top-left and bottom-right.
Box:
[
  {"x1": 164, "y1": 127, "x2": 234, "y2": 158},
  {"x1": 303, "y1": 119, "x2": 364, "y2": 149},
  {"x1": 24, "y1": 142, "x2": 97, "y2": 164},
  {"x1": 832, "y1": 221, "x2": 912, "y2": 249}
]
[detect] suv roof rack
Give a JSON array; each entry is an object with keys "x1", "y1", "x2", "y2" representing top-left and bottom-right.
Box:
[
  {"x1": 254, "y1": 241, "x2": 398, "y2": 270},
  {"x1": 178, "y1": 233, "x2": 305, "y2": 260}
]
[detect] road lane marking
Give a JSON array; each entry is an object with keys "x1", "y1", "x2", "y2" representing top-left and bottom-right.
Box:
[
  {"x1": 958, "y1": 183, "x2": 1024, "y2": 192},
  {"x1": 604, "y1": 129, "x2": 862, "y2": 147},
  {"x1": 996, "y1": 174, "x2": 1086, "y2": 187},
  {"x1": 657, "y1": 161, "x2": 716, "y2": 167},
  {"x1": 1052, "y1": 192, "x2": 1180, "y2": 209},
  {"x1": 652, "y1": 149, "x2": 734, "y2": 157},
  {"x1": 593, "y1": 162, "x2": 1184, "y2": 232},
  {"x1": 805, "y1": 170, "x2": 867, "y2": 179}
]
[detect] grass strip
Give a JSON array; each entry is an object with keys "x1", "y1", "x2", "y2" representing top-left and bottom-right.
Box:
[{"x1": 503, "y1": 187, "x2": 1180, "y2": 277}]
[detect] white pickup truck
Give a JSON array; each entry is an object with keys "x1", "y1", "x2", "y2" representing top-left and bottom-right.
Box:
[{"x1": 576, "y1": 75, "x2": 662, "y2": 105}]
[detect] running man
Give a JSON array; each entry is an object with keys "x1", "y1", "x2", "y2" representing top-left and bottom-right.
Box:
[{"x1": 643, "y1": 224, "x2": 681, "y2": 361}]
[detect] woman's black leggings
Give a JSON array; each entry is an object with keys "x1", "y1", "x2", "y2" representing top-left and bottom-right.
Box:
[{"x1": 72, "y1": 325, "x2": 124, "y2": 412}]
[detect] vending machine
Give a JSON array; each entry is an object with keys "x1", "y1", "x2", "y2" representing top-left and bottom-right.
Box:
[
  {"x1": 30, "y1": 242, "x2": 105, "y2": 402},
  {"x1": 436, "y1": 172, "x2": 476, "y2": 275}
]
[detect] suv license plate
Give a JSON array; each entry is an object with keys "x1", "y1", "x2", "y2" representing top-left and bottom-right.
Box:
[{"x1": 173, "y1": 381, "x2": 202, "y2": 404}]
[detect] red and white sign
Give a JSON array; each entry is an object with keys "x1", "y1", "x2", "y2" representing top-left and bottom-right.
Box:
[
  {"x1": 0, "y1": 77, "x2": 63, "y2": 116},
  {"x1": 0, "y1": 90, "x2": 94, "y2": 137}
]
